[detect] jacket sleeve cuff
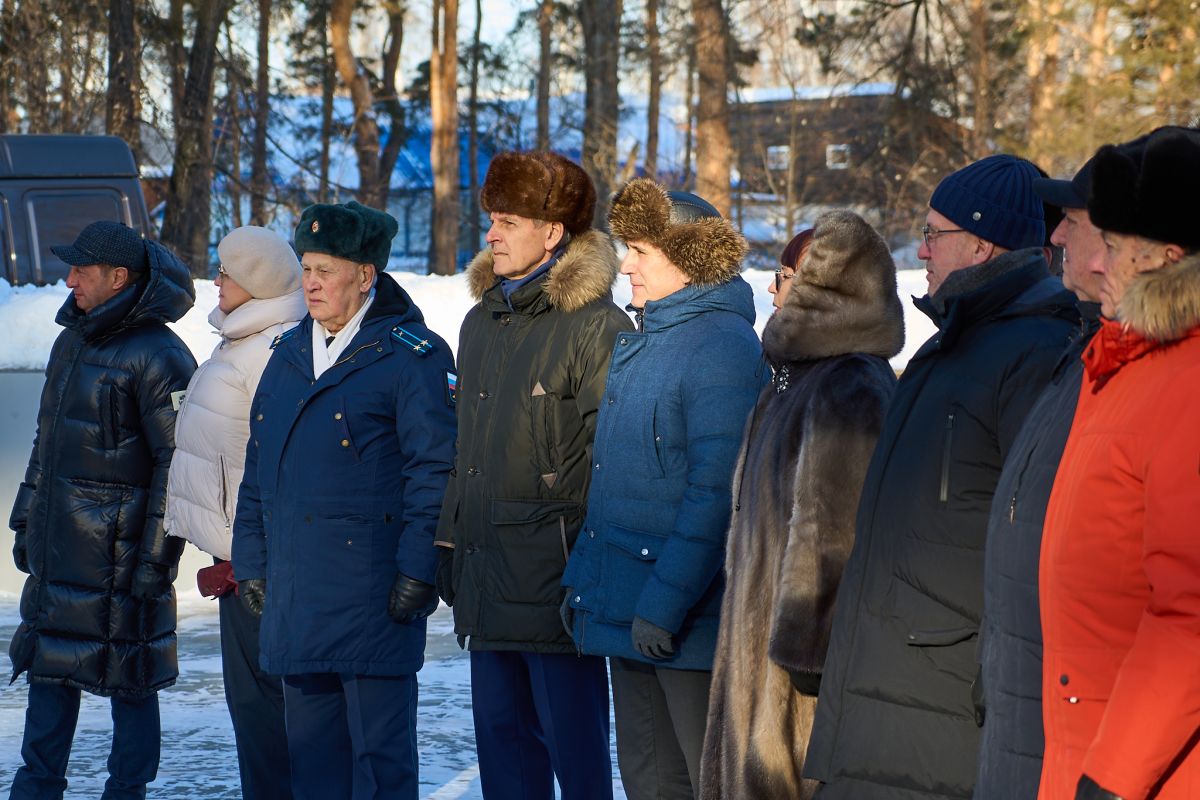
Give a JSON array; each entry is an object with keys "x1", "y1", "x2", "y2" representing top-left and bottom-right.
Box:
[{"x1": 635, "y1": 575, "x2": 691, "y2": 634}]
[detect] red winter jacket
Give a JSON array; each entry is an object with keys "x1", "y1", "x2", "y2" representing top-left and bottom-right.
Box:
[{"x1": 1039, "y1": 254, "x2": 1200, "y2": 800}]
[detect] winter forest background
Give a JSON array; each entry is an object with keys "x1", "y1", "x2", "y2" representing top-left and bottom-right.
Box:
[{"x1": 2, "y1": 0, "x2": 1198, "y2": 277}]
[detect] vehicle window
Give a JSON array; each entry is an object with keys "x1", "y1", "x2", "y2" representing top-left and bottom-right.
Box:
[{"x1": 26, "y1": 190, "x2": 127, "y2": 284}]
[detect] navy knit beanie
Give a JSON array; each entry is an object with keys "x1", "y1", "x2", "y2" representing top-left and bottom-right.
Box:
[{"x1": 930, "y1": 154, "x2": 1045, "y2": 251}]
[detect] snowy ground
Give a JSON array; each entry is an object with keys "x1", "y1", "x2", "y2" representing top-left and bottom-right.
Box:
[{"x1": 0, "y1": 592, "x2": 628, "y2": 798}]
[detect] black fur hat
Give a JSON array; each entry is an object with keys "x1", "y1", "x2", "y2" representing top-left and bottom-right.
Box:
[
  {"x1": 607, "y1": 179, "x2": 747, "y2": 285},
  {"x1": 1088, "y1": 126, "x2": 1200, "y2": 250},
  {"x1": 293, "y1": 200, "x2": 398, "y2": 270}
]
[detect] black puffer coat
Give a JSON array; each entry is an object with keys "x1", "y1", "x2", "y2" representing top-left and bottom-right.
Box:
[
  {"x1": 436, "y1": 231, "x2": 633, "y2": 652},
  {"x1": 8, "y1": 241, "x2": 197, "y2": 698},
  {"x1": 804, "y1": 250, "x2": 1079, "y2": 799},
  {"x1": 973, "y1": 307, "x2": 1099, "y2": 799}
]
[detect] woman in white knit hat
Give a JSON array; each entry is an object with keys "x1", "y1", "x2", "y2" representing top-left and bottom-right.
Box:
[{"x1": 165, "y1": 225, "x2": 305, "y2": 800}]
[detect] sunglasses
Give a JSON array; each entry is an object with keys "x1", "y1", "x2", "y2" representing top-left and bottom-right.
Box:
[{"x1": 774, "y1": 268, "x2": 796, "y2": 291}]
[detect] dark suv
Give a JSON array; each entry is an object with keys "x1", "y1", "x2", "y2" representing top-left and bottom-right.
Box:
[{"x1": 0, "y1": 134, "x2": 152, "y2": 286}]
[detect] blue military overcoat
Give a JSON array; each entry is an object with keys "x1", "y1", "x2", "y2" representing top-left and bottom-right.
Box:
[
  {"x1": 562, "y1": 277, "x2": 766, "y2": 670},
  {"x1": 231, "y1": 273, "x2": 456, "y2": 677}
]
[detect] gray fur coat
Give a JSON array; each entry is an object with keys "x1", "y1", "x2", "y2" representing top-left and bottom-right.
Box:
[{"x1": 700, "y1": 210, "x2": 904, "y2": 799}]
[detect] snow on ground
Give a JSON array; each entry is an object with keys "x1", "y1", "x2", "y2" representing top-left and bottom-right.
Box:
[{"x1": 0, "y1": 266, "x2": 935, "y2": 374}]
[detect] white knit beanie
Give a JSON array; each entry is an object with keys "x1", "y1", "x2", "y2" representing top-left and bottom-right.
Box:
[{"x1": 217, "y1": 226, "x2": 302, "y2": 299}]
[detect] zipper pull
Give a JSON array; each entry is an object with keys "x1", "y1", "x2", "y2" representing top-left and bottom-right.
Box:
[{"x1": 1008, "y1": 494, "x2": 1017, "y2": 524}]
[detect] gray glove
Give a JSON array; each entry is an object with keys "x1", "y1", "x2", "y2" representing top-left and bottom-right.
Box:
[
  {"x1": 560, "y1": 589, "x2": 575, "y2": 638},
  {"x1": 632, "y1": 616, "x2": 675, "y2": 661},
  {"x1": 239, "y1": 578, "x2": 267, "y2": 617},
  {"x1": 130, "y1": 561, "x2": 173, "y2": 600},
  {"x1": 388, "y1": 573, "x2": 437, "y2": 624}
]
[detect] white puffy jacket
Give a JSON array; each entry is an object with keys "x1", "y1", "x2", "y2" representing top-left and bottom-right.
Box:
[{"x1": 165, "y1": 290, "x2": 306, "y2": 560}]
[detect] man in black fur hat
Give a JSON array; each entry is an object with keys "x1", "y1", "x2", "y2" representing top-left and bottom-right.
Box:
[{"x1": 434, "y1": 151, "x2": 632, "y2": 799}]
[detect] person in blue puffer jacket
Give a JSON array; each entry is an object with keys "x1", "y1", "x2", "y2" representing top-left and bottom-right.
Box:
[{"x1": 561, "y1": 179, "x2": 766, "y2": 800}]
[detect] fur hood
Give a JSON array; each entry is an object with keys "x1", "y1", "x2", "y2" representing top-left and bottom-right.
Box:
[
  {"x1": 762, "y1": 210, "x2": 905, "y2": 364},
  {"x1": 1120, "y1": 250, "x2": 1200, "y2": 343},
  {"x1": 608, "y1": 178, "x2": 748, "y2": 286},
  {"x1": 465, "y1": 229, "x2": 619, "y2": 313}
]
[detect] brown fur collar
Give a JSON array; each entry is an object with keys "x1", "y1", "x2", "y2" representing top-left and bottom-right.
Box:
[
  {"x1": 1120, "y1": 250, "x2": 1200, "y2": 343},
  {"x1": 465, "y1": 229, "x2": 619, "y2": 313},
  {"x1": 762, "y1": 210, "x2": 905, "y2": 363},
  {"x1": 608, "y1": 178, "x2": 747, "y2": 285}
]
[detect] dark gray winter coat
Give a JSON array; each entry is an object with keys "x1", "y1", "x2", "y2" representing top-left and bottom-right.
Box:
[
  {"x1": 9, "y1": 242, "x2": 197, "y2": 698},
  {"x1": 701, "y1": 211, "x2": 904, "y2": 800},
  {"x1": 973, "y1": 306, "x2": 1100, "y2": 799},
  {"x1": 803, "y1": 249, "x2": 1079, "y2": 799},
  {"x1": 436, "y1": 231, "x2": 633, "y2": 653}
]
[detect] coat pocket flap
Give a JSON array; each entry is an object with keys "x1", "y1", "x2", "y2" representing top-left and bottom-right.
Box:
[
  {"x1": 1048, "y1": 651, "x2": 1123, "y2": 702},
  {"x1": 607, "y1": 524, "x2": 663, "y2": 561},
  {"x1": 489, "y1": 499, "x2": 579, "y2": 526},
  {"x1": 906, "y1": 625, "x2": 977, "y2": 647}
]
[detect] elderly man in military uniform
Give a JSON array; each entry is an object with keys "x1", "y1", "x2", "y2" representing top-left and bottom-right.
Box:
[{"x1": 232, "y1": 201, "x2": 456, "y2": 800}]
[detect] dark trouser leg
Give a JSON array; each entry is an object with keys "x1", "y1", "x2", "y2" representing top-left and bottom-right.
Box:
[
  {"x1": 341, "y1": 674, "x2": 419, "y2": 800},
  {"x1": 525, "y1": 653, "x2": 614, "y2": 800},
  {"x1": 282, "y1": 673, "x2": 353, "y2": 800},
  {"x1": 655, "y1": 666, "x2": 712, "y2": 799},
  {"x1": 610, "y1": 657, "x2": 694, "y2": 800},
  {"x1": 219, "y1": 587, "x2": 292, "y2": 800},
  {"x1": 101, "y1": 692, "x2": 160, "y2": 800},
  {"x1": 9, "y1": 682, "x2": 81, "y2": 800},
  {"x1": 470, "y1": 650, "x2": 555, "y2": 800}
]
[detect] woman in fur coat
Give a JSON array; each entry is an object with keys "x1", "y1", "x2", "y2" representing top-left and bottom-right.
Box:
[{"x1": 699, "y1": 210, "x2": 904, "y2": 800}]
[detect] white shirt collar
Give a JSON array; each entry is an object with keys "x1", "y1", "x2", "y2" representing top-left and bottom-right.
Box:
[{"x1": 312, "y1": 289, "x2": 375, "y2": 379}]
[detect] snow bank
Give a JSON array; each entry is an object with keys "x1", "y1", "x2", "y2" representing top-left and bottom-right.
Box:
[{"x1": 0, "y1": 268, "x2": 935, "y2": 374}]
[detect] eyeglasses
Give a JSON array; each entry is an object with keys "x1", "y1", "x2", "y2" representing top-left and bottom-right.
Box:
[
  {"x1": 922, "y1": 225, "x2": 968, "y2": 248},
  {"x1": 774, "y1": 268, "x2": 796, "y2": 291},
  {"x1": 217, "y1": 264, "x2": 228, "y2": 277}
]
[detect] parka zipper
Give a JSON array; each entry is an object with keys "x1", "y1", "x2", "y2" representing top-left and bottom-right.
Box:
[
  {"x1": 218, "y1": 454, "x2": 232, "y2": 533},
  {"x1": 1008, "y1": 493, "x2": 1017, "y2": 524},
  {"x1": 559, "y1": 516, "x2": 569, "y2": 563},
  {"x1": 939, "y1": 412, "x2": 955, "y2": 504}
]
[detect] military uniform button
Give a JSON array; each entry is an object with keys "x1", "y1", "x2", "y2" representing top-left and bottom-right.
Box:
[
  {"x1": 335, "y1": 412, "x2": 343, "y2": 420},
  {"x1": 574, "y1": 595, "x2": 581, "y2": 603},
  {"x1": 256, "y1": 413, "x2": 263, "y2": 421},
  {"x1": 341, "y1": 439, "x2": 350, "y2": 447},
  {"x1": 640, "y1": 548, "x2": 649, "y2": 556}
]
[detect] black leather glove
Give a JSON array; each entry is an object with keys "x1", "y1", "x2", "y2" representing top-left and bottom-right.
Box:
[
  {"x1": 388, "y1": 573, "x2": 438, "y2": 624},
  {"x1": 560, "y1": 588, "x2": 575, "y2": 638},
  {"x1": 130, "y1": 561, "x2": 173, "y2": 600},
  {"x1": 239, "y1": 578, "x2": 267, "y2": 617},
  {"x1": 971, "y1": 664, "x2": 986, "y2": 727},
  {"x1": 13, "y1": 531, "x2": 29, "y2": 574},
  {"x1": 434, "y1": 547, "x2": 455, "y2": 607},
  {"x1": 632, "y1": 616, "x2": 675, "y2": 660},
  {"x1": 788, "y1": 668, "x2": 821, "y2": 696},
  {"x1": 1075, "y1": 775, "x2": 1124, "y2": 800}
]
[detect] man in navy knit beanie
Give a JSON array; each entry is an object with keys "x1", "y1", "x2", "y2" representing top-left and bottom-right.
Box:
[{"x1": 804, "y1": 155, "x2": 1081, "y2": 799}]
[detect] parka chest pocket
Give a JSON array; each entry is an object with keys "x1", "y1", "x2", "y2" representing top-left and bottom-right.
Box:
[
  {"x1": 529, "y1": 385, "x2": 559, "y2": 486},
  {"x1": 98, "y1": 383, "x2": 124, "y2": 450},
  {"x1": 331, "y1": 398, "x2": 361, "y2": 462}
]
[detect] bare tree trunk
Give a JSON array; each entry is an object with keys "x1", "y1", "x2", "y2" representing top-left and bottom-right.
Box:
[
  {"x1": 969, "y1": 0, "x2": 990, "y2": 157},
  {"x1": 224, "y1": 27, "x2": 243, "y2": 229},
  {"x1": 468, "y1": 0, "x2": 482, "y2": 252},
  {"x1": 536, "y1": 0, "x2": 552, "y2": 149},
  {"x1": 429, "y1": 0, "x2": 460, "y2": 275},
  {"x1": 693, "y1": 0, "x2": 731, "y2": 215},
  {"x1": 330, "y1": 0, "x2": 381, "y2": 207},
  {"x1": 319, "y1": 2, "x2": 334, "y2": 203},
  {"x1": 1084, "y1": 5, "x2": 1108, "y2": 156},
  {"x1": 106, "y1": 0, "x2": 141, "y2": 158},
  {"x1": 376, "y1": 3, "x2": 405, "y2": 211},
  {"x1": 0, "y1": 0, "x2": 11, "y2": 133},
  {"x1": 167, "y1": 0, "x2": 187, "y2": 131},
  {"x1": 580, "y1": 0, "x2": 621, "y2": 227},
  {"x1": 59, "y1": 15, "x2": 75, "y2": 131},
  {"x1": 160, "y1": 0, "x2": 231, "y2": 277},
  {"x1": 646, "y1": 0, "x2": 660, "y2": 180},
  {"x1": 250, "y1": 0, "x2": 271, "y2": 225},
  {"x1": 683, "y1": 34, "x2": 696, "y2": 188},
  {"x1": 23, "y1": 6, "x2": 51, "y2": 133},
  {"x1": 1025, "y1": 0, "x2": 1060, "y2": 166}
]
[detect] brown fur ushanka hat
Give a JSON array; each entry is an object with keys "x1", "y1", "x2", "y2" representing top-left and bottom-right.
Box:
[
  {"x1": 608, "y1": 178, "x2": 748, "y2": 285},
  {"x1": 480, "y1": 151, "x2": 597, "y2": 235}
]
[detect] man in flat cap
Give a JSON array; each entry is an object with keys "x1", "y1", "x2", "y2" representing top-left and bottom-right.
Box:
[
  {"x1": 231, "y1": 200, "x2": 457, "y2": 800},
  {"x1": 805, "y1": 155, "x2": 1080, "y2": 799},
  {"x1": 8, "y1": 220, "x2": 197, "y2": 798},
  {"x1": 1038, "y1": 126, "x2": 1200, "y2": 800},
  {"x1": 972, "y1": 156, "x2": 1108, "y2": 799},
  {"x1": 434, "y1": 151, "x2": 632, "y2": 799}
]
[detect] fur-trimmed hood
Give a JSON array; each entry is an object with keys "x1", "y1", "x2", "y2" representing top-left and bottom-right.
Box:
[
  {"x1": 465, "y1": 229, "x2": 619, "y2": 313},
  {"x1": 608, "y1": 178, "x2": 748, "y2": 286},
  {"x1": 762, "y1": 210, "x2": 905, "y2": 364},
  {"x1": 1120, "y1": 250, "x2": 1200, "y2": 343}
]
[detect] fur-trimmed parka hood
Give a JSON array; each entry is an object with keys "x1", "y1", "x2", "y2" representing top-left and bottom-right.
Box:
[
  {"x1": 1120, "y1": 250, "x2": 1200, "y2": 343},
  {"x1": 762, "y1": 210, "x2": 905, "y2": 365},
  {"x1": 465, "y1": 229, "x2": 619, "y2": 313},
  {"x1": 608, "y1": 178, "x2": 748, "y2": 286}
]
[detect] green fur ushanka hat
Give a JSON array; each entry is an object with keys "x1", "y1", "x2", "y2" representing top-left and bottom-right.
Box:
[
  {"x1": 293, "y1": 200, "x2": 399, "y2": 270},
  {"x1": 607, "y1": 178, "x2": 748, "y2": 285}
]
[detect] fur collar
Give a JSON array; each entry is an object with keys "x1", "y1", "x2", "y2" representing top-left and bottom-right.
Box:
[
  {"x1": 465, "y1": 229, "x2": 619, "y2": 313},
  {"x1": 1120, "y1": 250, "x2": 1200, "y2": 343},
  {"x1": 762, "y1": 210, "x2": 905, "y2": 364}
]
